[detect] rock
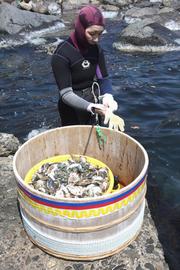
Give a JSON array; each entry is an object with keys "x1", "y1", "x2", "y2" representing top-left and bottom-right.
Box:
[
  {"x1": 158, "y1": 6, "x2": 174, "y2": 13},
  {"x1": 125, "y1": 6, "x2": 159, "y2": 18},
  {"x1": 62, "y1": 0, "x2": 95, "y2": 11},
  {"x1": 48, "y1": 2, "x2": 61, "y2": 15},
  {"x1": 162, "y1": 0, "x2": 180, "y2": 9},
  {"x1": 101, "y1": 4, "x2": 120, "y2": 11},
  {"x1": 19, "y1": 0, "x2": 33, "y2": 11},
  {"x1": 0, "y1": 156, "x2": 14, "y2": 175},
  {"x1": 31, "y1": 0, "x2": 49, "y2": 14},
  {"x1": 123, "y1": 5, "x2": 179, "y2": 23},
  {"x1": 124, "y1": 6, "x2": 160, "y2": 23},
  {"x1": 156, "y1": 10, "x2": 180, "y2": 30},
  {"x1": 150, "y1": 0, "x2": 163, "y2": 3},
  {"x1": 0, "y1": 0, "x2": 14, "y2": 3},
  {"x1": 18, "y1": 0, "x2": 62, "y2": 15},
  {"x1": 0, "y1": 133, "x2": 20, "y2": 157},
  {"x1": 100, "y1": 0, "x2": 133, "y2": 8},
  {"x1": 115, "y1": 18, "x2": 180, "y2": 47},
  {"x1": 0, "y1": 3, "x2": 60, "y2": 35}
]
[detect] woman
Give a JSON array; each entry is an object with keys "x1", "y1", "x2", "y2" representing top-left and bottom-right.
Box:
[{"x1": 51, "y1": 5, "x2": 118, "y2": 126}]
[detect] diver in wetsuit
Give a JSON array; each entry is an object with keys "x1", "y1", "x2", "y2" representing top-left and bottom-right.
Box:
[{"x1": 51, "y1": 5, "x2": 118, "y2": 126}]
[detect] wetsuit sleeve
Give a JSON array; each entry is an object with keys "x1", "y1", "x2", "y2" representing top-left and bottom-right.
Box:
[
  {"x1": 96, "y1": 47, "x2": 113, "y2": 95},
  {"x1": 51, "y1": 54, "x2": 91, "y2": 111}
]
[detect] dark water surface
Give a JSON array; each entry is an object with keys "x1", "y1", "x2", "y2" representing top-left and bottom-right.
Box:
[{"x1": 0, "y1": 20, "x2": 180, "y2": 270}]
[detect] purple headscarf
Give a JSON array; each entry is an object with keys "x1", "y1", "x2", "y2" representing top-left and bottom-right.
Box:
[{"x1": 70, "y1": 5, "x2": 105, "y2": 52}]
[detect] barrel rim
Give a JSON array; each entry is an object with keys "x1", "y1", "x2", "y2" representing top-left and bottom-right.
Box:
[{"x1": 13, "y1": 126, "x2": 149, "y2": 202}]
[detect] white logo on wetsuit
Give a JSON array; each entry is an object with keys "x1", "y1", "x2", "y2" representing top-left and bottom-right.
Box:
[{"x1": 82, "y1": 60, "x2": 90, "y2": 69}]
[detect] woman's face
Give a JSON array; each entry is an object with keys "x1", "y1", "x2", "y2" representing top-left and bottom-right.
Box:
[{"x1": 85, "y1": 25, "x2": 104, "y2": 45}]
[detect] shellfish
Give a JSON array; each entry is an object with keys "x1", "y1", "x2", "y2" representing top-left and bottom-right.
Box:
[{"x1": 29, "y1": 156, "x2": 110, "y2": 198}]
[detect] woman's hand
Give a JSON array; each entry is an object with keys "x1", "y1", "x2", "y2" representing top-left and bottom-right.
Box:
[{"x1": 87, "y1": 103, "x2": 108, "y2": 116}]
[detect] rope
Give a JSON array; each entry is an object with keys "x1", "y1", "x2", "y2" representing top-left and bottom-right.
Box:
[
  {"x1": 91, "y1": 82, "x2": 101, "y2": 124},
  {"x1": 91, "y1": 81, "x2": 100, "y2": 104},
  {"x1": 96, "y1": 125, "x2": 107, "y2": 150},
  {"x1": 83, "y1": 83, "x2": 107, "y2": 152}
]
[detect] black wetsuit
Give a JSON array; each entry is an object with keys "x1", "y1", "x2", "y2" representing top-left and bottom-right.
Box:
[{"x1": 51, "y1": 38, "x2": 112, "y2": 126}]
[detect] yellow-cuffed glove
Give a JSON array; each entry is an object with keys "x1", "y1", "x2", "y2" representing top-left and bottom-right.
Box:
[{"x1": 104, "y1": 110, "x2": 125, "y2": 132}]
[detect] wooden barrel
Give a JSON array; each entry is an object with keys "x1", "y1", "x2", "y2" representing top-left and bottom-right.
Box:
[{"x1": 13, "y1": 126, "x2": 149, "y2": 260}]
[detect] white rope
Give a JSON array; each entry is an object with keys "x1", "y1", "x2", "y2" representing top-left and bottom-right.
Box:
[
  {"x1": 91, "y1": 82, "x2": 101, "y2": 123},
  {"x1": 91, "y1": 82, "x2": 100, "y2": 104}
]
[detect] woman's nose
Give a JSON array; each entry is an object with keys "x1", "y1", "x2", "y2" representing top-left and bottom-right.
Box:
[{"x1": 93, "y1": 37, "x2": 99, "y2": 43}]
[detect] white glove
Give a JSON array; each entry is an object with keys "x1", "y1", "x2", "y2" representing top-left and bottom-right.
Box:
[
  {"x1": 87, "y1": 103, "x2": 107, "y2": 115},
  {"x1": 101, "y1": 94, "x2": 118, "y2": 111},
  {"x1": 104, "y1": 109, "x2": 125, "y2": 132}
]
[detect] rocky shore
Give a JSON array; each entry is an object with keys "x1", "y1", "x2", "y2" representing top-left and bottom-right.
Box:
[
  {"x1": 0, "y1": 0, "x2": 180, "y2": 52},
  {"x1": 0, "y1": 132, "x2": 169, "y2": 269}
]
